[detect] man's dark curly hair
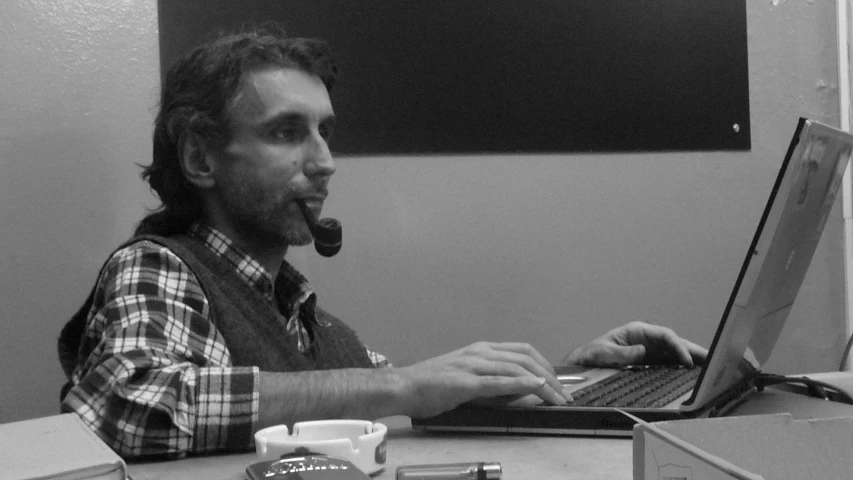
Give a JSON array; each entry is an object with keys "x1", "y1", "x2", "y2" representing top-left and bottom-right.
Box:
[{"x1": 136, "y1": 26, "x2": 337, "y2": 235}]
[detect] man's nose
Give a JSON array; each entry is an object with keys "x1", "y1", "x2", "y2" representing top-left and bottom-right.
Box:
[{"x1": 304, "y1": 134, "x2": 336, "y2": 178}]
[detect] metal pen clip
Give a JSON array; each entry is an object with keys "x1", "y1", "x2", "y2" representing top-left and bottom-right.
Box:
[{"x1": 395, "y1": 462, "x2": 502, "y2": 480}]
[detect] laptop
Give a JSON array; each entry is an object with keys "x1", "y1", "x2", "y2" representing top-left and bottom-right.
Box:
[{"x1": 412, "y1": 118, "x2": 853, "y2": 436}]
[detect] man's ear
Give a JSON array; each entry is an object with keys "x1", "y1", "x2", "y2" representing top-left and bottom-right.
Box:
[{"x1": 178, "y1": 132, "x2": 217, "y2": 189}]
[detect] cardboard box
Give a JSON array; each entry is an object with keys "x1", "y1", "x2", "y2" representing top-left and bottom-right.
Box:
[
  {"x1": 0, "y1": 413, "x2": 127, "y2": 480},
  {"x1": 632, "y1": 413, "x2": 853, "y2": 480}
]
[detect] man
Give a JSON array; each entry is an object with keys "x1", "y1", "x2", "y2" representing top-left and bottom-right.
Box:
[{"x1": 58, "y1": 27, "x2": 706, "y2": 459}]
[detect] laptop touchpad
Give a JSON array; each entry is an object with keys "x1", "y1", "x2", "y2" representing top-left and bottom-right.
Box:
[
  {"x1": 558, "y1": 374, "x2": 588, "y2": 384},
  {"x1": 555, "y1": 365, "x2": 591, "y2": 384}
]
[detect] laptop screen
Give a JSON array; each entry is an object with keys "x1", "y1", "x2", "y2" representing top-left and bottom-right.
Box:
[{"x1": 682, "y1": 118, "x2": 853, "y2": 412}]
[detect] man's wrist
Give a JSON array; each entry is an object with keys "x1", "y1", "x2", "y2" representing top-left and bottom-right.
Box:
[
  {"x1": 258, "y1": 368, "x2": 416, "y2": 427},
  {"x1": 561, "y1": 348, "x2": 582, "y2": 366},
  {"x1": 379, "y1": 367, "x2": 416, "y2": 417}
]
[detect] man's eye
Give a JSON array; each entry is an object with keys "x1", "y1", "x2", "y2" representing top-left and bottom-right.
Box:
[{"x1": 272, "y1": 127, "x2": 300, "y2": 141}]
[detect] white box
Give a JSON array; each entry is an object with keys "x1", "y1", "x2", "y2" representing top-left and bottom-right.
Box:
[
  {"x1": 0, "y1": 413, "x2": 127, "y2": 480},
  {"x1": 633, "y1": 413, "x2": 853, "y2": 480}
]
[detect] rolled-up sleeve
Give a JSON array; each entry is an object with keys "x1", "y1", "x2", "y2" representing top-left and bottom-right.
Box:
[{"x1": 60, "y1": 242, "x2": 259, "y2": 459}]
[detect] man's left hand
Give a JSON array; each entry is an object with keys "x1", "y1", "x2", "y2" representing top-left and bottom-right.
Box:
[{"x1": 562, "y1": 321, "x2": 707, "y2": 368}]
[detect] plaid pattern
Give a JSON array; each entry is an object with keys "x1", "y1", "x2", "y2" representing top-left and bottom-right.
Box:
[{"x1": 61, "y1": 223, "x2": 388, "y2": 458}]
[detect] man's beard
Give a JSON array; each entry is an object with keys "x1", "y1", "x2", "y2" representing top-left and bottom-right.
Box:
[{"x1": 219, "y1": 177, "x2": 313, "y2": 247}]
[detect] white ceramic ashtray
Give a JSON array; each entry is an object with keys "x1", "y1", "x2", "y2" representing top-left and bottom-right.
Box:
[{"x1": 255, "y1": 419, "x2": 387, "y2": 474}]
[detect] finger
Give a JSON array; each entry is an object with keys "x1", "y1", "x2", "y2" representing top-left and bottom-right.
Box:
[
  {"x1": 485, "y1": 342, "x2": 557, "y2": 376},
  {"x1": 473, "y1": 358, "x2": 567, "y2": 405},
  {"x1": 685, "y1": 340, "x2": 708, "y2": 364},
  {"x1": 611, "y1": 344, "x2": 646, "y2": 366},
  {"x1": 475, "y1": 393, "x2": 548, "y2": 408},
  {"x1": 536, "y1": 379, "x2": 569, "y2": 406},
  {"x1": 478, "y1": 346, "x2": 564, "y2": 399},
  {"x1": 470, "y1": 342, "x2": 565, "y2": 401},
  {"x1": 641, "y1": 327, "x2": 694, "y2": 367},
  {"x1": 476, "y1": 375, "x2": 569, "y2": 406},
  {"x1": 473, "y1": 375, "x2": 550, "y2": 400},
  {"x1": 665, "y1": 332, "x2": 695, "y2": 367}
]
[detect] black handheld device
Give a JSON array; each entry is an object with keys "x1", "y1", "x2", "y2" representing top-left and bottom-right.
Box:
[{"x1": 246, "y1": 454, "x2": 369, "y2": 480}]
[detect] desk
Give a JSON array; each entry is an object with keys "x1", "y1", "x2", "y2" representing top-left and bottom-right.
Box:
[
  {"x1": 129, "y1": 419, "x2": 634, "y2": 480},
  {"x1": 128, "y1": 387, "x2": 853, "y2": 480}
]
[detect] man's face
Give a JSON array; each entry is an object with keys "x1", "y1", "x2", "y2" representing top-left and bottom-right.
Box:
[{"x1": 209, "y1": 67, "x2": 336, "y2": 247}]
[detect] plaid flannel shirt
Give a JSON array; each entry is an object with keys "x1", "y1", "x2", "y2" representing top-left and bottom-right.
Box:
[{"x1": 60, "y1": 223, "x2": 389, "y2": 458}]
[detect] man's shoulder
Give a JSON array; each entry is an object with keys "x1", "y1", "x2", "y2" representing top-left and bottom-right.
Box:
[
  {"x1": 96, "y1": 235, "x2": 209, "y2": 306},
  {"x1": 102, "y1": 236, "x2": 193, "y2": 277},
  {"x1": 109, "y1": 236, "x2": 180, "y2": 260}
]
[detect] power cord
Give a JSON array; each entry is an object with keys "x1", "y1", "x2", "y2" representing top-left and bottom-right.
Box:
[
  {"x1": 754, "y1": 373, "x2": 853, "y2": 405},
  {"x1": 838, "y1": 332, "x2": 853, "y2": 372}
]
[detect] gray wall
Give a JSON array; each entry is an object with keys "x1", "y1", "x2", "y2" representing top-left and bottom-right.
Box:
[
  {"x1": 301, "y1": 2, "x2": 847, "y2": 373},
  {"x1": 0, "y1": 1, "x2": 846, "y2": 423},
  {"x1": 0, "y1": 0, "x2": 159, "y2": 423}
]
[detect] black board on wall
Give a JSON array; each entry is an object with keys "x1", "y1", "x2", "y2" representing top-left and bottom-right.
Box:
[{"x1": 158, "y1": 1, "x2": 750, "y2": 155}]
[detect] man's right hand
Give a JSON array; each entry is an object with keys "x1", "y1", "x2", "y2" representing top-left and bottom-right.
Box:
[{"x1": 395, "y1": 342, "x2": 568, "y2": 418}]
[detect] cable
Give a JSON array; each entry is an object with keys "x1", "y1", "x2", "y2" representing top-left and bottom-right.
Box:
[
  {"x1": 840, "y1": 332, "x2": 853, "y2": 372},
  {"x1": 754, "y1": 373, "x2": 853, "y2": 405}
]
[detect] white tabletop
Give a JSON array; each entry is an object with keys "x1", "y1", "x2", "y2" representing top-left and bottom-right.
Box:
[
  {"x1": 129, "y1": 417, "x2": 634, "y2": 480},
  {"x1": 128, "y1": 383, "x2": 853, "y2": 480}
]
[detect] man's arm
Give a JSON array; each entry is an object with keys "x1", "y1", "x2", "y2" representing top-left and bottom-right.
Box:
[
  {"x1": 257, "y1": 341, "x2": 570, "y2": 429},
  {"x1": 65, "y1": 242, "x2": 567, "y2": 458},
  {"x1": 61, "y1": 242, "x2": 260, "y2": 458}
]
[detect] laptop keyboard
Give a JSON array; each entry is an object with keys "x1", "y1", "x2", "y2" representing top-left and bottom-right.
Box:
[{"x1": 567, "y1": 365, "x2": 701, "y2": 408}]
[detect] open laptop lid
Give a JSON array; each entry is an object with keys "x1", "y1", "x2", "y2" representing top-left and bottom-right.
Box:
[{"x1": 682, "y1": 118, "x2": 853, "y2": 413}]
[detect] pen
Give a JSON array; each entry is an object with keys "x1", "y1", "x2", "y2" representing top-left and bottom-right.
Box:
[{"x1": 395, "y1": 462, "x2": 502, "y2": 480}]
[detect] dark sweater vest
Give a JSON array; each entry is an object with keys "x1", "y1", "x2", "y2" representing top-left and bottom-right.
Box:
[{"x1": 59, "y1": 234, "x2": 373, "y2": 400}]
